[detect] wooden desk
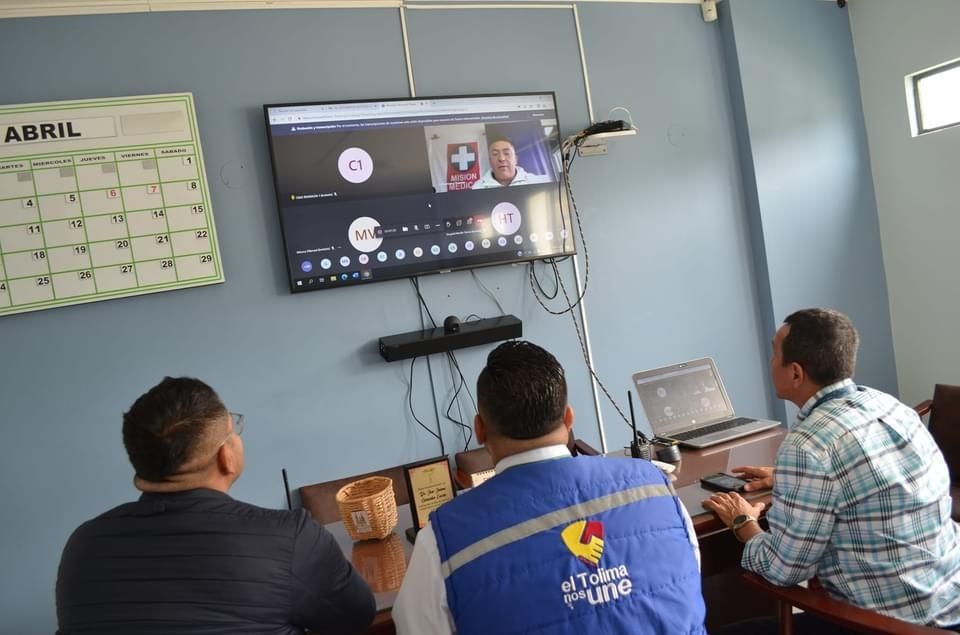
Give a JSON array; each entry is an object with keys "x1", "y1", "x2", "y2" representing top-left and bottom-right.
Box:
[
  {"x1": 670, "y1": 427, "x2": 786, "y2": 630},
  {"x1": 325, "y1": 506, "x2": 415, "y2": 635},
  {"x1": 672, "y1": 427, "x2": 783, "y2": 535},
  {"x1": 602, "y1": 428, "x2": 783, "y2": 536},
  {"x1": 327, "y1": 428, "x2": 787, "y2": 633}
]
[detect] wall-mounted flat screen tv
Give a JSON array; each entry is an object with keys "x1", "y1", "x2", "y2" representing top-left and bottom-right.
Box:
[{"x1": 263, "y1": 92, "x2": 575, "y2": 292}]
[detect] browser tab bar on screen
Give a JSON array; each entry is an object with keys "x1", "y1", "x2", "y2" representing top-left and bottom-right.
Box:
[{"x1": 267, "y1": 94, "x2": 555, "y2": 125}]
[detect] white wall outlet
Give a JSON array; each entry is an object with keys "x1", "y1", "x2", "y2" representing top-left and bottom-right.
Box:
[{"x1": 701, "y1": 0, "x2": 718, "y2": 22}]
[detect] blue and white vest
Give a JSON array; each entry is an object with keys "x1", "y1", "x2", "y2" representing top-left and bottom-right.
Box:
[{"x1": 431, "y1": 455, "x2": 706, "y2": 635}]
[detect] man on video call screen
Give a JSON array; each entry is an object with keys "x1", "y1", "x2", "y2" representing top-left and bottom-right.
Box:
[{"x1": 472, "y1": 135, "x2": 554, "y2": 189}]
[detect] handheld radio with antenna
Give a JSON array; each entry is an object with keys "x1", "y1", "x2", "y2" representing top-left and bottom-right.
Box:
[{"x1": 628, "y1": 391, "x2": 649, "y2": 459}]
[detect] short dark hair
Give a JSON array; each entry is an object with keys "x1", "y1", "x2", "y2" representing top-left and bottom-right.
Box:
[
  {"x1": 476, "y1": 340, "x2": 567, "y2": 440},
  {"x1": 122, "y1": 377, "x2": 227, "y2": 481},
  {"x1": 782, "y1": 308, "x2": 859, "y2": 386},
  {"x1": 488, "y1": 136, "x2": 515, "y2": 150}
]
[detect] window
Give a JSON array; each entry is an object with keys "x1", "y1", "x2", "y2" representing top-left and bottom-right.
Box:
[{"x1": 907, "y1": 59, "x2": 960, "y2": 136}]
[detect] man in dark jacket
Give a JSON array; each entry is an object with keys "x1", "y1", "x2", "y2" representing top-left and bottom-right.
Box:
[{"x1": 56, "y1": 377, "x2": 375, "y2": 634}]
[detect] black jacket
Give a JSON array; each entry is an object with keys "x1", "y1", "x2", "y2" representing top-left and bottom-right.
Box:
[{"x1": 56, "y1": 489, "x2": 375, "y2": 634}]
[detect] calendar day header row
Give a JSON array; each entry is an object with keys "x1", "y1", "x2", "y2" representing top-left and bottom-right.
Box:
[{"x1": 0, "y1": 146, "x2": 196, "y2": 174}]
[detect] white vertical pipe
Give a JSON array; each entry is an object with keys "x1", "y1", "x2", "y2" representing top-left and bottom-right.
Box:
[
  {"x1": 571, "y1": 255, "x2": 608, "y2": 453},
  {"x1": 572, "y1": 4, "x2": 595, "y2": 124},
  {"x1": 399, "y1": 6, "x2": 416, "y2": 97},
  {"x1": 572, "y1": 4, "x2": 606, "y2": 450}
]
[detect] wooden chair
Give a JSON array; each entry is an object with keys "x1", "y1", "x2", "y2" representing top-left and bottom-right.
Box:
[
  {"x1": 298, "y1": 465, "x2": 410, "y2": 525},
  {"x1": 453, "y1": 436, "x2": 599, "y2": 488},
  {"x1": 567, "y1": 430, "x2": 601, "y2": 456},
  {"x1": 914, "y1": 384, "x2": 960, "y2": 521},
  {"x1": 742, "y1": 572, "x2": 950, "y2": 634}
]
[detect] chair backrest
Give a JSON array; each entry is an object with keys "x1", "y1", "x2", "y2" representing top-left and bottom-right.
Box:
[
  {"x1": 299, "y1": 465, "x2": 409, "y2": 525},
  {"x1": 568, "y1": 432, "x2": 600, "y2": 457},
  {"x1": 929, "y1": 384, "x2": 960, "y2": 483}
]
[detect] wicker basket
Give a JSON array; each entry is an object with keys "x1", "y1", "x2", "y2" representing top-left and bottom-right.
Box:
[
  {"x1": 351, "y1": 533, "x2": 407, "y2": 592},
  {"x1": 336, "y1": 476, "x2": 398, "y2": 541}
]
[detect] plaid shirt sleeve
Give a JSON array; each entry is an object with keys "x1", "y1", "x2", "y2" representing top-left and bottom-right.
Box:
[{"x1": 741, "y1": 441, "x2": 838, "y2": 586}]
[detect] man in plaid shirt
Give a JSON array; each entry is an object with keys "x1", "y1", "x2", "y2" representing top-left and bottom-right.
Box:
[{"x1": 706, "y1": 308, "x2": 960, "y2": 634}]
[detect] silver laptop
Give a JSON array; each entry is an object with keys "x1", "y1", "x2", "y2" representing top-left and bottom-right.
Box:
[{"x1": 631, "y1": 357, "x2": 781, "y2": 449}]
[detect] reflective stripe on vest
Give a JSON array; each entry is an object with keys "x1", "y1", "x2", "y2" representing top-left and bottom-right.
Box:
[{"x1": 440, "y1": 482, "x2": 675, "y2": 578}]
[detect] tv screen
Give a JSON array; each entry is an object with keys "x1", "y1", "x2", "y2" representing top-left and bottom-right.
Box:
[{"x1": 263, "y1": 92, "x2": 575, "y2": 292}]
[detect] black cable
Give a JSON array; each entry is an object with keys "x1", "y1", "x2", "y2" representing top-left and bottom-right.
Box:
[
  {"x1": 410, "y1": 278, "x2": 476, "y2": 451},
  {"x1": 557, "y1": 135, "x2": 591, "y2": 306},
  {"x1": 445, "y1": 350, "x2": 477, "y2": 450},
  {"x1": 410, "y1": 277, "x2": 445, "y2": 454},
  {"x1": 530, "y1": 259, "x2": 560, "y2": 300},
  {"x1": 548, "y1": 140, "x2": 575, "y2": 262},
  {"x1": 527, "y1": 129, "x2": 631, "y2": 428},
  {"x1": 555, "y1": 138, "x2": 567, "y2": 236},
  {"x1": 407, "y1": 356, "x2": 445, "y2": 450},
  {"x1": 555, "y1": 263, "x2": 631, "y2": 428},
  {"x1": 411, "y1": 278, "x2": 476, "y2": 450},
  {"x1": 535, "y1": 136, "x2": 576, "y2": 292},
  {"x1": 470, "y1": 270, "x2": 506, "y2": 316},
  {"x1": 443, "y1": 355, "x2": 472, "y2": 450},
  {"x1": 423, "y1": 354, "x2": 446, "y2": 454},
  {"x1": 529, "y1": 134, "x2": 591, "y2": 315},
  {"x1": 411, "y1": 278, "x2": 438, "y2": 328},
  {"x1": 446, "y1": 351, "x2": 479, "y2": 414}
]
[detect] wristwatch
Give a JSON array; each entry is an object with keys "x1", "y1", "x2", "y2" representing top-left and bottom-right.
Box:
[{"x1": 730, "y1": 514, "x2": 757, "y2": 534}]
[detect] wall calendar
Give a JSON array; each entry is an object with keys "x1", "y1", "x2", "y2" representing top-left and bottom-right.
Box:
[{"x1": 0, "y1": 93, "x2": 223, "y2": 317}]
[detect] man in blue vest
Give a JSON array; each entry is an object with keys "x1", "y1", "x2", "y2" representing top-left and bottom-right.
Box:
[{"x1": 393, "y1": 340, "x2": 706, "y2": 635}]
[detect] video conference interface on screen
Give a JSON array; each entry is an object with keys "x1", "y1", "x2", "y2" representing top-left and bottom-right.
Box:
[
  {"x1": 264, "y1": 93, "x2": 574, "y2": 292},
  {"x1": 634, "y1": 364, "x2": 731, "y2": 436}
]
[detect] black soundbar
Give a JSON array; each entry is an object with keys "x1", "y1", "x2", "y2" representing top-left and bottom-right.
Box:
[{"x1": 379, "y1": 315, "x2": 522, "y2": 362}]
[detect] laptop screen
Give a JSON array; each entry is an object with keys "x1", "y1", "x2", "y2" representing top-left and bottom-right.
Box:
[{"x1": 632, "y1": 360, "x2": 734, "y2": 437}]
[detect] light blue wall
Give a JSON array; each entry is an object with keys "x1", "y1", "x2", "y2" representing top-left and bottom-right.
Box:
[
  {"x1": 568, "y1": 4, "x2": 771, "y2": 446},
  {"x1": 0, "y1": 4, "x2": 893, "y2": 633},
  {"x1": 848, "y1": 0, "x2": 960, "y2": 407},
  {"x1": 720, "y1": 0, "x2": 898, "y2": 422}
]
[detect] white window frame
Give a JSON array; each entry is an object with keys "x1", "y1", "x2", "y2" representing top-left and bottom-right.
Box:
[{"x1": 906, "y1": 58, "x2": 960, "y2": 137}]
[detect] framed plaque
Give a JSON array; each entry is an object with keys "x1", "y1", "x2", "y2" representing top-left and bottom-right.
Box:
[{"x1": 403, "y1": 456, "x2": 456, "y2": 541}]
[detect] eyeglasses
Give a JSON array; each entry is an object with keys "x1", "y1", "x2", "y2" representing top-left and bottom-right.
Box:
[
  {"x1": 216, "y1": 412, "x2": 244, "y2": 448},
  {"x1": 169, "y1": 412, "x2": 244, "y2": 477},
  {"x1": 231, "y1": 412, "x2": 244, "y2": 436}
]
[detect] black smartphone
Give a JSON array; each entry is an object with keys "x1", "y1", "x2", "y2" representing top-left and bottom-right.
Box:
[{"x1": 700, "y1": 472, "x2": 749, "y2": 493}]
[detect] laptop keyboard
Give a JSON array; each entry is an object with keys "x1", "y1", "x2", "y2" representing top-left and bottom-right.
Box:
[{"x1": 670, "y1": 417, "x2": 755, "y2": 441}]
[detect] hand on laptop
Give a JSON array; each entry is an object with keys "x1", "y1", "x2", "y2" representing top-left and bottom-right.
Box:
[{"x1": 730, "y1": 466, "x2": 774, "y2": 492}]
